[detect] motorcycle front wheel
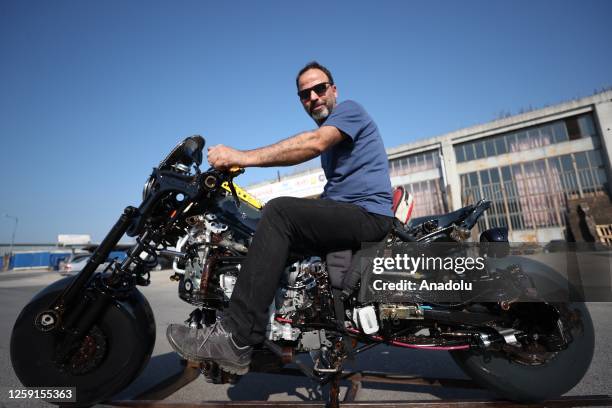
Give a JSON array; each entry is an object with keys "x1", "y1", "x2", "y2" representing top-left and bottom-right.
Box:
[
  {"x1": 10, "y1": 276, "x2": 156, "y2": 407},
  {"x1": 451, "y1": 300, "x2": 594, "y2": 403}
]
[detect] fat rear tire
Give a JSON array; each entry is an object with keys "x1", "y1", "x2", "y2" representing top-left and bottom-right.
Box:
[
  {"x1": 10, "y1": 276, "x2": 156, "y2": 407},
  {"x1": 451, "y1": 301, "x2": 594, "y2": 403}
]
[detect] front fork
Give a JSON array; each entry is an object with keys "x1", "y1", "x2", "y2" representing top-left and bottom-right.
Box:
[{"x1": 35, "y1": 206, "x2": 142, "y2": 363}]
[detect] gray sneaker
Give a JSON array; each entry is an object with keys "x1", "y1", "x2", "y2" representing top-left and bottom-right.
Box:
[{"x1": 166, "y1": 321, "x2": 252, "y2": 375}]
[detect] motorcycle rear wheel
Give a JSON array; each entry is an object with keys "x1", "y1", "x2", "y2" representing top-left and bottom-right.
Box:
[
  {"x1": 451, "y1": 301, "x2": 594, "y2": 403},
  {"x1": 10, "y1": 276, "x2": 156, "y2": 407}
]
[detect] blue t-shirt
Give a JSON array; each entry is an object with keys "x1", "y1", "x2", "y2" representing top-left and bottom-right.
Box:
[{"x1": 319, "y1": 100, "x2": 393, "y2": 217}]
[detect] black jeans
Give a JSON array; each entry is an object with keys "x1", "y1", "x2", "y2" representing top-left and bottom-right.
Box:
[{"x1": 223, "y1": 196, "x2": 393, "y2": 345}]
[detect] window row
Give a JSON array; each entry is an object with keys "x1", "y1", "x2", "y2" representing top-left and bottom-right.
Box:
[
  {"x1": 460, "y1": 149, "x2": 607, "y2": 231},
  {"x1": 454, "y1": 114, "x2": 597, "y2": 163},
  {"x1": 389, "y1": 150, "x2": 440, "y2": 177}
]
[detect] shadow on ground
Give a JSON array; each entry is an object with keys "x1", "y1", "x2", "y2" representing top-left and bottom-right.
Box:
[{"x1": 110, "y1": 347, "x2": 499, "y2": 403}]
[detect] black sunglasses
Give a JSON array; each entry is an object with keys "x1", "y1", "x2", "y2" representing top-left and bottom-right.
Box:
[{"x1": 297, "y1": 82, "x2": 332, "y2": 101}]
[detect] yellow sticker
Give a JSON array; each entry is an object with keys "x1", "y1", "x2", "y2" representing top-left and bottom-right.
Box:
[{"x1": 221, "y1": 182, "x2": 263, "y2": 209}]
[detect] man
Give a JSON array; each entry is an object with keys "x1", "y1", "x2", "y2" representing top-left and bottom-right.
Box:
[{"x1": 167, "y1": 61, "x2": 393, "y2": 374}]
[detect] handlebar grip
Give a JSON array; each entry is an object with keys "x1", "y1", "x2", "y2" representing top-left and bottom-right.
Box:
[{"x1": 229, "y1": 167, "x2": 245, "y2": 175}]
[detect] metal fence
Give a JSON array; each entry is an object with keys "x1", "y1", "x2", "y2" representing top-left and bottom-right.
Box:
[{"x1": 460, "y1": 149, "x2": 608, "y2": 232}]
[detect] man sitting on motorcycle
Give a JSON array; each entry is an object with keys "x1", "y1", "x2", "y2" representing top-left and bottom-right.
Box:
[{"x1": 167, "y1": 61, "x2": 394, "y2": 374}]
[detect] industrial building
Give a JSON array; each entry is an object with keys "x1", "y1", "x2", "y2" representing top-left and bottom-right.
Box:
[{"x1": 248, "y1": 90, "x2": 612, "y2": 242}]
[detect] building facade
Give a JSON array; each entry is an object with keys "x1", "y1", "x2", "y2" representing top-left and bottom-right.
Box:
[{"x1": 247, "y1": 91, "x2": 612, "y2": 242}]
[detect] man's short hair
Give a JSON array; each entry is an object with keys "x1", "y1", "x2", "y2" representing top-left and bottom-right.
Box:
[{"x1": 296, "y1": 61, "x2": 334, "y2": 89}]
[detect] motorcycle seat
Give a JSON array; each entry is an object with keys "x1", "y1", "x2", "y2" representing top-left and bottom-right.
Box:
[{"x1": 407, "y1": 204, "x2": 475, "y2": 230}]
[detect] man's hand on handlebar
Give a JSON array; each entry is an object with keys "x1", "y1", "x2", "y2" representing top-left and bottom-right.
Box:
[{"x1": 207, "y1": 144, "x2": 248, "y2": 170}]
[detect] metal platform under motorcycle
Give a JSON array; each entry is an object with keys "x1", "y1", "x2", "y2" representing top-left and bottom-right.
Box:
[{"x1": 106, "y1": 359, "x2": 612, "y2": 408}]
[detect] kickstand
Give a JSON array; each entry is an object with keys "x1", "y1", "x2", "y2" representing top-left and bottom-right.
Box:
[{"x1": 325, "y1": 371, "x2": 342, "y2": 408}]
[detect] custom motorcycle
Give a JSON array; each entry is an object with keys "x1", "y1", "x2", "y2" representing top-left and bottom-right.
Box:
[{"x1": 11, "y1": 136, "x2": 594, "y2": 406}]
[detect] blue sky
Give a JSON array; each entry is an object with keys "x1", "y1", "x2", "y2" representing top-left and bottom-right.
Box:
[{"x1": 1, "y1": 0, "x2": 611, "y2": 243}]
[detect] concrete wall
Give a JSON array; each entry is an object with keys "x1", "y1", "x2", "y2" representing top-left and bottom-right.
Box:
[{"x1": 594, "y1": 101, "x2": 612, "y2": 196}]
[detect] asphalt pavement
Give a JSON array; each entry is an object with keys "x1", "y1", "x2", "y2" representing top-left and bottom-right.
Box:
[{"x1": 0, "y1": 268, "x2": 611, "y2": 407}]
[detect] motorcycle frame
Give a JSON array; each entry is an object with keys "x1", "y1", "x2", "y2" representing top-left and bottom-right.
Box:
[{"x1": 33, "y1": 150, "x2": 572, "y2": 371}]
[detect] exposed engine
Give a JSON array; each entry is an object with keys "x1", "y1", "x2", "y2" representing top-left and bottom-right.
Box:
[
  {"x1": 173, "y1": 213, "x2": 334, "y2": 348},
  {"x1": 173, "y1": 212, "x2": 246, "y2": 306},
  {"x1": 268, "y1": 257, "x2": 331, "y2": 344},
  {"x1": 275, "y1": 257, "x2": 326, "y2": 315}
]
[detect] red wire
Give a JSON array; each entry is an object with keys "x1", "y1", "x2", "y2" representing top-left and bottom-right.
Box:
[
  {"x1": 274, "y1": 317, "x2": 470, "y2": 351},
  {"x1": 346, "y1": 327, "x2": 470, "y2": 351}
]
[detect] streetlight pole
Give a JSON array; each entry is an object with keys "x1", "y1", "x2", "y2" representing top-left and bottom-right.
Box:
[{"x1": 4, "y1": 214, "x2": 18, "y2": 256}]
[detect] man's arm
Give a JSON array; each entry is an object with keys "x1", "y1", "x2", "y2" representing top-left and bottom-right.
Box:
[{"x1": 208, "y1": 126, "x2": 346, "y2": 169}]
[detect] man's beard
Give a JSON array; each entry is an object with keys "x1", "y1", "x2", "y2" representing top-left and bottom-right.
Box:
[{"x1": 310, "y1": 104, "x2": 330, "y2": 122}]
